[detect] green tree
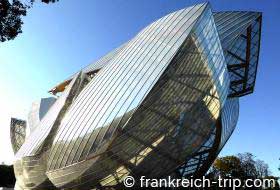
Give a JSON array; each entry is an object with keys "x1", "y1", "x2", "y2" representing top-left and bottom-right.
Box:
[
  {"x1": 208, "y1": 152, "x2": 280, "y2": 190},
  {"x1": 0, "y1": 164, "x2": 16, "y2": 187},
  {"x1": 212, "y1": 155, "x2": 244, "y2": 178},
  {"x1": 0, "y1": 0, "x2": 58, "y2": 42}
]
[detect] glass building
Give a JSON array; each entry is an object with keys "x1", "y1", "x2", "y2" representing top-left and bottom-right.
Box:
[
  {"x1": 10, "y1": 118, "x2": 27, "y2": 154},
  {"x1": 12, "y1": 3, "x2": 262, "y2": 189}
]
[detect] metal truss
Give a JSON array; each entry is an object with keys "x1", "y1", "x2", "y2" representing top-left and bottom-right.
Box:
[
  {"x1": 228, "y1": 15, "x2": 262, "y2": 97},
  {"x1": 10, "y1": 118, "x2": 27, "y2": 154},
  {"x1": 173, "y1": 117, "x2": 222, "y2": 178}
]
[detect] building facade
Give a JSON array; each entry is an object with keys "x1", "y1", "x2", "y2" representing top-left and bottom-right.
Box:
[
  {"x1": 12, "y1": 3, "x2": 262, "y2": 189},
  {"x1": 10, "y1": 118, "x2": 27, "y2": 154}
]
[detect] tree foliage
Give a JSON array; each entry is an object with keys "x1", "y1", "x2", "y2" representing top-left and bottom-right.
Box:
[
  {"x1": 0, "y1": 0, "x2": 58, "y2": 42},
  {"x1": 0, "y1": 165, "x2": 16, "y2": 187},
  {"x1": 212, "y1": 155, "x2": 244, "y2": 178},
  {"x1": 0, "y1": 0, "x2": 27, "y2": 42},
  {"x1": 208, "y1": 152, "x2": 279, "y2": 190}
]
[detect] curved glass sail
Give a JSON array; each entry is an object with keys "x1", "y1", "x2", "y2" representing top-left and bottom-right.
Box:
[{"x1": 13, "y1": 3, "x2": 262, "y2": 190}]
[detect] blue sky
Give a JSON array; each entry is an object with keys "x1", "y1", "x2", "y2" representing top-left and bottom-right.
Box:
[{"x1": 0, "y1": 0, "x2": 279, "y2": 175}]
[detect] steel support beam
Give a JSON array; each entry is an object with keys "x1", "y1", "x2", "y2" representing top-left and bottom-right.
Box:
[
  {"x1": 243, "y1": 25, "x2": 252, "y2": 90},
  {"x1": 227, "y1": 50, "x2": 246, "y2": 63},
  {"x1": 193, "y1": 117, "x2": 222, "y2": 177}
]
